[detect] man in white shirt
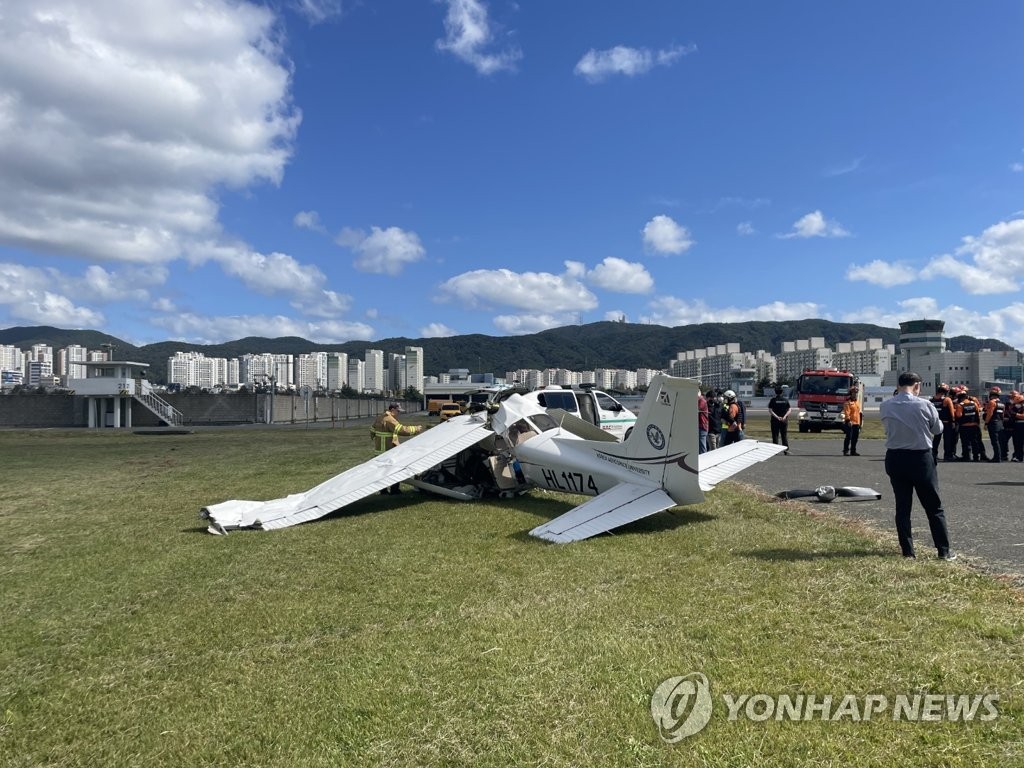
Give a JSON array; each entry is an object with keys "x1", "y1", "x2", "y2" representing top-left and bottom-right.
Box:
[{"x1": 879, "y1": 371, "x2": 955, "y2": 560}]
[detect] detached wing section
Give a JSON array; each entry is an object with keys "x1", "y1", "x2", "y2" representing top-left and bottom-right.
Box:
[
  {"x1": 696, "y1": 439, "x2": 787, "y2": 491},
  {"x1": 201, "y1": 414, "x2": 491, "y2": 534},
  {"x1": 528, "y1": 482, "x2": 676, "y2": 544}
]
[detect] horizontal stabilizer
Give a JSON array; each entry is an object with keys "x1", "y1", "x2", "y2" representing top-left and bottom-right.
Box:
[
  {"x1": 529, "y1": 482, "x2": 676, "y2": 543},
  {"x1": 201, "y1": 414, "x2": 491, "y2": 532},
  {"x1": 696, "y1": 440, "x2": 787, "y2": 492}
]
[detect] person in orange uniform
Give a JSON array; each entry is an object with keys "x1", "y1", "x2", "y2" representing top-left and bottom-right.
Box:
[
  {"x1": 954, "y1": 387, "x2": 985, "y2": 462},
  {"x1": 842, "y1": 389, "x2": 862, "y2": 456},
  {"x1": 370, "y1": 402, "x2": 424, "y2": 493},
  {"x1": 983, "y1": 387, "x2": 1006, "y2": 463},
  {"x1": 930, "y1": 383, "x2": 957, "y2": 462}
]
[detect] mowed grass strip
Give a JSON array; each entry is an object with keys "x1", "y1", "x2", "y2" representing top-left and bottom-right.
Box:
[{"x1": 0, "y1": 426, "x2": 1021, "y2": 767}]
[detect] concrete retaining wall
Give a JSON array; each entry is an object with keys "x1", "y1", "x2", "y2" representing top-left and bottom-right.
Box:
[{"x1": 0, "y1": 393, "x2": 422, "y2": 428}]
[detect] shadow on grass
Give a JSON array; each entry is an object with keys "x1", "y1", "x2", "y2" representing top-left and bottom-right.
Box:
[
  {"x1": 742, "y1": 547, "x2": 892, "y2": 562},
  {"x1": 507, "y1": 507, "x2": 716, "y2": 544},
  {"x1": 183, "y1": 490, "x2": 431, "y2": 534}
]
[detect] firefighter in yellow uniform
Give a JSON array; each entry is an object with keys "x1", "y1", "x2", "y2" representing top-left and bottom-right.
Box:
[{"x1": 371, "y1": 402, "x2": 424, "y2": 494}]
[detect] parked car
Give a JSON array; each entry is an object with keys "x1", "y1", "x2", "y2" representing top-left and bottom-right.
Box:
[{"x1": 439, "y1": 402, "x2": 464, "y2": 422}]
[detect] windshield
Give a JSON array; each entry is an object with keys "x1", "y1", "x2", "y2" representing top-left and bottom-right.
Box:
[{"x1": 797, "y1": 375, "x2": 852, "y2": 395}]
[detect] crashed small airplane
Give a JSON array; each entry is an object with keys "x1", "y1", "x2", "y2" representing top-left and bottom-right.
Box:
[{"x1": 201, "y1": 374, "x2": 785, "y2": 542}]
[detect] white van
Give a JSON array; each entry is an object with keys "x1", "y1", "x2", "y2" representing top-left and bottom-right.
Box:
[{"x1": 521, "y1": 386, "x2": 638, "y2": 441}]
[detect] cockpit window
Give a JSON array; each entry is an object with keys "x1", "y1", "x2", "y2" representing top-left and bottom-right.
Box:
[{"x1": 530, "y1": 413, "x2": 559, "y2": 432}]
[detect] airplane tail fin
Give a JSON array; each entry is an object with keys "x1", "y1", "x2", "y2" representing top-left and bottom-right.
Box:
[{"x1": 622, "y1": 374, "x2": 704, "y2": 506}]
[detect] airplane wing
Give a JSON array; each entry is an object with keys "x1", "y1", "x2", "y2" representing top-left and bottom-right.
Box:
[
  {"x1": 529, "y1": 439, "x2": 787, "y2": 544},
  {"x1": 201, "y1": 413, "x2": 492, "y2": 534},
  {"x1": 696, "y1": 439, "x2": 787, "y2": 492},
  {"x1": 528, "y1": 482, "x2": 677, "y2": 544}
]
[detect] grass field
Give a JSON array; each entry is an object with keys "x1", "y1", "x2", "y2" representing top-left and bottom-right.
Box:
[{"x1": 1, "y1": 422, "x2": 1022, "y2": 767}]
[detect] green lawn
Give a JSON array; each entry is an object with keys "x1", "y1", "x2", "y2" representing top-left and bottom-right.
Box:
[{"x1": 1, "y1": 425, "x2": 1021, "y2": 767}]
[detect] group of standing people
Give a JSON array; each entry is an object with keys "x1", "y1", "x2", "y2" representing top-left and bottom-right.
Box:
[
  {"x1": 929, "y1": 383, "x2": 1024, "y2": 463},
  {"x1": 698, "y1": 388, "x2": 749, "y2": 453}
]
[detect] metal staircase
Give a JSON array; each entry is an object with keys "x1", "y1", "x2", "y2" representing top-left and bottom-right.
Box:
[{"x1": 134, "y1": 391, "x2": 185, "y2": 426}]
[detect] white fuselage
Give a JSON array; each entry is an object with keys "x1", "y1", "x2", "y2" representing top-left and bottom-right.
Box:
[{"x1": 513, "y1": 430, "x2": 653, "y2": 497}]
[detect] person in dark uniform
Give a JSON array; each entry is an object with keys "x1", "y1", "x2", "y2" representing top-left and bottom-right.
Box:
[
  {"x1": 706, "y1": 389, "x2": 723, "y2": 450},
  {"x1": 983, "y1": 387, "x2": 1006, "y2": 463},
  {"x1": 929, "y1": 383, "x2": 957, "y2": 462},
  {"x1": 879, "y1": 372, "x2": 955, "y2": 560},
  {"x1": 767, "y1": 384, "x2": 791, "y2": 455}
]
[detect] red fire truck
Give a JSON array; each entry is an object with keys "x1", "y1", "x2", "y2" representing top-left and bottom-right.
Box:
[{"x1": 796, "y1": 368, "x2": 861, "y2": 433}]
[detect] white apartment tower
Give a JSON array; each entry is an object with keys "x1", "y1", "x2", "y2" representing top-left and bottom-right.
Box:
[{"x1": 364, "y1": 349, "x2": 384, "y2": 393}]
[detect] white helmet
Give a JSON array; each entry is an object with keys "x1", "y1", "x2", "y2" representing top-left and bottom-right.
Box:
[{"x1": 723, "y1": 390, "x2": 736, "y2": 400}]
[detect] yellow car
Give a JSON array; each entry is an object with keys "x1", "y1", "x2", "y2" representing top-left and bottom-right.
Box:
[{"x1": 439, "y1": 402, "x2": 463, "y2": 422}]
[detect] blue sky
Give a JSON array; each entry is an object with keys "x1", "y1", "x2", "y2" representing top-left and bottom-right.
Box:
[{"x1": 2, "y1": 1, "x2": 1023, "y2": 349}]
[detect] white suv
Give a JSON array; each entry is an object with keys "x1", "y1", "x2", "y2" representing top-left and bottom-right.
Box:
[{"x1": 521, "y1": 386, "x2": 637, "y2": 441}]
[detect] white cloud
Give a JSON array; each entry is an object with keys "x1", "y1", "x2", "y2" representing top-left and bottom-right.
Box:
[
  {"x1": 0, "y1": 0, "x2": 300, "y2": 266},
  {"x1": 737, "y1": 221, "x2": 756, "y2": 236},
  {"x1": 438, "y1": 265, "x2": 597, "y2": 312},
  {"x1": 642, "y1": 215, "x2": 694, "y2": 254},
  {"x1": 586, "y1": 257, "x2": 653, "y2": 293},
  {"x1": 292, "y1": 0, "x2": 343, "y2": 25},
  {"x1": 0, "y1": 262, "x2": 105, "y2": 327},
  {"x1": 150, "y1": 312, "x2": 374, "y2": 344},
  {"x1": 823, "y1": 156, "x2": 864, "y2": 177},
  {"x1": 778, "y1": 210, "x2": 850, "y2": 239},
  {"x1": 435, "y1": 0, "x2": 521, "y2": 75},
  {"x1": 420, "y1": 322, "x2": 457, "y2": 337},
  {"x1": 842, "y1": 298, "x2": 1024, "y2": 350},
  {"x1": 574, "y1": 44, "x2": 696, "y2": 83},
  {"x1": 1011, "y1": 162, "x2": 1023, "y2": 173},
  {"x1": 955, "y1": 217, "x2": 1024, "y2": 271},
  {"x1": 338, "y1": 226, "x2": 426, "y2": 275},
  {"x1": 294, "y1": 210, "x2": 326, "y2": 233},
  {"x1": 845, "y1": 259, "x2": 917, "y2": 287},
  {"x1": 920, "y1": 254, "x2": 1014, "y2": 295},
  {"x1": 190, "y1": 241, "x2": 325, "y2": 297},
  {"x1": 640, "y1": 297, "x2": 826, "y2": 327},
  {"x1": 295, "y1": 289, "x2": 354, "y2": 318},
  {"x1": 493, "y1": 313, "x2": 578, "y2": 335},
  {"x1": 916, "y1": 218, "x2": 1024, "y2": 295}
]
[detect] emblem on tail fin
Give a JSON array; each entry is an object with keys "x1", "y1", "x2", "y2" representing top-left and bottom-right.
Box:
[{"x1": 646, "y1": 424, "x2": 666, "y2": 450}]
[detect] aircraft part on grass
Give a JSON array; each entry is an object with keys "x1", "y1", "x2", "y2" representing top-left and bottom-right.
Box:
[
  {"x1": 201, "y1": 413, "x2": 491, "y2": 533},
  {"x1": 776, "y1": 486, "x2": 882, "y2": 503}
]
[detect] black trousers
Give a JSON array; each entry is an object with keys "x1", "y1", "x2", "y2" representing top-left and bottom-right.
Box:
[
  {"x1": 987, "y1": 425, "x2": 1003, "y2": 461},
  {"x1": 884, "y1": 449, "x2": 951, "y2": 557},
  {"x1": 958, "y1": 425, "x2": 985, "y2": 460},
  {"x1": 843, "y1": 423, "x2": 860, "y2": 454},
  {"x1": 932, "y1": 421, "x2": 957, "y2": 460},
  {"x1": 770, "y1": 418, "x2": 789, "y2": 449}
]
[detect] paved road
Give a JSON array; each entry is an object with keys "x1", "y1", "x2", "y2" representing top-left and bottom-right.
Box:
[{"x1": 734, "y1": 437, "x2": 1024, "y2": 579}]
